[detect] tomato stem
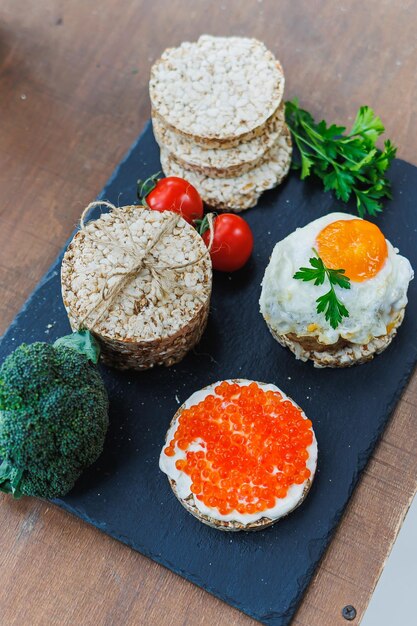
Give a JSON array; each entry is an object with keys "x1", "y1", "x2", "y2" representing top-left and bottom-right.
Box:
[
  {"x1": 137, "y1": 172, "x2": 161, "y2": 204},
  {"x1": 196, "y1": 213, "x2": 217, "y2": 236}
]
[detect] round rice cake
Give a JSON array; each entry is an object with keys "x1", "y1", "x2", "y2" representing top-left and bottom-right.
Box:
[
  {"x1": 61, "y1": 205, "x2": 212, "y2": 370},
  {"x1": 266, "y1": 309, "x2": 405, "y2": 368},
  {"x1": 152, "y1": 107, "x2": 281, "y2": 150},
  {"x1": 259, "y1": 212, "x2": 414, "y2": 367},
  {"x1": 150, "y1": 35, "x2": 285, "y2": 145},
  {"x1": 159, "y1": 125, "x2": 292, "y2": 212},
  {"x1": 152, "y1": 103, "x2": 286, "y2": 178},
  {"x1": 160, "y1": 379, "x2": 317, "y2": 531}
]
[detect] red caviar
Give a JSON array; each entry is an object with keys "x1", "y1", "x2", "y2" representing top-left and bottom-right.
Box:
[{"x1": 164, "y1": 381, "x2": 313, "y2": 516}]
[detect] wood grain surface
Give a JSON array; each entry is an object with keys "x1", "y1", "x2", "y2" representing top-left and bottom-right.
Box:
[{"x1": 1, "y1": 1, "x2": 416, "y2": 624}]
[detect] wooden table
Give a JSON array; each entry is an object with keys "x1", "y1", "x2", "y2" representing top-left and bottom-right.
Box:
[{"x1": 1, "y1": 1, "x2": 416, "y2": 624}]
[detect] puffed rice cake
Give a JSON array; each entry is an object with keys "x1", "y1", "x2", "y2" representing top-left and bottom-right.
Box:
[
  {"x1": 152, "y1": 103, "x2": 286, "y2": 178},
  {"x1": 160, "y1": 125, "x2": 293, "y2": 212},
  {"x1": 150, "y1": 35, "x2": 285, "y2": 147},
  {"x1": 266, "y1": 309, "x2": 406, "y2": 368},
  {"x1": 61, "y1": 206, "x2": 212, "y2": 370}
]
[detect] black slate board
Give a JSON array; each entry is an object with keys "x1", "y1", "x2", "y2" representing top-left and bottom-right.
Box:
[{"x1": 1, "y1": 121, "x2": 416, "y2": 626}]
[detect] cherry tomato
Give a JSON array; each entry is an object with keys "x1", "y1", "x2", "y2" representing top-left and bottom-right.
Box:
[
  {"x1": 140, "y1": 176, "x2": 203, "y2": 224},
  {"x1": 202, "y1": 214, "x2": 254, "y2": 272}
]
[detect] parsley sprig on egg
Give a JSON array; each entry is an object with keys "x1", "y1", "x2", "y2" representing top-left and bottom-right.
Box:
[
  {"x1": 285, "y1": 100, "x2": 397, "y2": 217},
  {"x1": 294, "y1": 250, "x2": 350, "y2": 329}
]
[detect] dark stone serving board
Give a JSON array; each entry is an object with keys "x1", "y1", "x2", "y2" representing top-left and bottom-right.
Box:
[{"x1": 1, "y1": 121, "x2": 416, "y2": 626}]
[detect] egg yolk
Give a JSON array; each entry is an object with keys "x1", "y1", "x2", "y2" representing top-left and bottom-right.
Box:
[
  {"x1": 164, "y1": 382, "x2": 313, "y2": 517},
  {"x1": 316, "y1": 219, "x2": 388, "y2": 282}
]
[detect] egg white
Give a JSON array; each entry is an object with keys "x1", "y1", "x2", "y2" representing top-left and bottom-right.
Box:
[{"x1": 260, "y1": 212, "x2": 414, "y2": 345}]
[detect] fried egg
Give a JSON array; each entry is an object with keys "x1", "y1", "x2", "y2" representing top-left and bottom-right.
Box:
[{"x1": 260, "y1": 212, "x2": 414, "y2": 345}]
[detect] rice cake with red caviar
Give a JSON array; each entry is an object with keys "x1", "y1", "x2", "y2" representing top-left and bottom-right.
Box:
[
  {"x1": 159, "y1": 379, "x2": 318, "y2": 531},
  {"x1": 260, "y1": 212, "x2": 414, "y2": 367}
]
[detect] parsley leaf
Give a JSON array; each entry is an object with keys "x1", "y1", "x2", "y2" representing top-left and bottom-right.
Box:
[
  {"x1": 293, "y1": 255, "x2": 326, "y2": 285},
  {"x1": 316, "y1": 290, "x2": 350, "y2": 329},
  {"x1": 293, "y1": 250, "x2": 351, "y2": 329},
  {"x1": 323, "y1": 169, "x2": 355, "y2": 202},
  {"x1": 285, "y1": 100, "x2": 397, "y2": 217},
  {"x1": 349, "y1": 106, "x2": 385, "y2": 143},
  {"x1": 300, "y1": 152, "x2": 314, "y2": 179}
]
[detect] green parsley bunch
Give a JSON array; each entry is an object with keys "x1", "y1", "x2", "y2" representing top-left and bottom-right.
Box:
[{"x1": 285, "y1": 100, "x2": 397, "y2": 217}]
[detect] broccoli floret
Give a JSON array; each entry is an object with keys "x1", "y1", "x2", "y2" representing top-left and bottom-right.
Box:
[{"x1": 0, "y1": 331, "x2": 109, "y2": 499}]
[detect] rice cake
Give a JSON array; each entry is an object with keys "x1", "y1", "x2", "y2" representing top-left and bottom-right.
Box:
[
  {"x1": 152, "y1": 104, "x2": 286, "y2": 178},
  {"x1": 160, "y1": 379, "x2": 317, "y2": 531},
  {"x1": 150, "y1": 35, "x2": 285, "y2": 146},
  {"x1": 266, "y1": 309, "x2": 406, "y2": 368},
  {"x1": 61, "y1": 205, "x2": 212, "y2": 370},
  {"x1": 160, "y1": 125, "x2": 293, "y2": 211}
]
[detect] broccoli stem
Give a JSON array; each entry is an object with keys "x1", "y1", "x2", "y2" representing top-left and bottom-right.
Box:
[{"x1": 53, "y1": 330, "x2": 100, "y2": 364}]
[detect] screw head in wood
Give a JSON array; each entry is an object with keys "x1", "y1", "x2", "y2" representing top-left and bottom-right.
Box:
[{"x1": 342, "y1": 605, "x2": 357, "y2": 621}]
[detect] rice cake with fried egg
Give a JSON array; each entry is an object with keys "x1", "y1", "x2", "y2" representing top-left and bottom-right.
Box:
[{"x1": 260, "y1": 213, "x2": 414, "y2": 367}]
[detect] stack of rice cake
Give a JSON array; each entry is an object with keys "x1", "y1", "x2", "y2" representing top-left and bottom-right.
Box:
[
  {"x1": 61, "y1": 206, "x2": 212, "y2": 370},
  {"x1": 150, "y1": 35, "x2": 292, "y2": 212}
]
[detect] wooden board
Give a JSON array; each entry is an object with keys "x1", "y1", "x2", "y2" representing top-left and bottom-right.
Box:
[
  {"x1": 0, "y1": 1, "x2": 417, "y2": 624},
  {"x1": 3, "y1": 123, "x2": 416, "y2": 624}
]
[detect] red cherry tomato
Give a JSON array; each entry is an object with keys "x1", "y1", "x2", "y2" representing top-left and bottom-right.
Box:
[
  {"x1": 202, "y1": 214, "x2": 254, "y2": 272},
  {"x1": 143, "y1": 176, "x2": 203, "y2": 224}
]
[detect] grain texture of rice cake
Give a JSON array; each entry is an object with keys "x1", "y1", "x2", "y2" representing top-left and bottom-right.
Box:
[
  {"x1": 160, "y1": 125, "x2": 292, "y2": 211},
  {"x1": 152, "y1": 108, "x2": 281, "y2": 150},
  {"x1": 267, "y1": 309, "x2": 405, "y2": 368},
  {"x1": 61, "y1": 205, "x2": 212, "y2": 370},
  {"x1": 150, "y1": 35, "x2": 285, "y2": 145},
  {"x1": 152, "y1": 103, "x2": 286, "y2": 178}
]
